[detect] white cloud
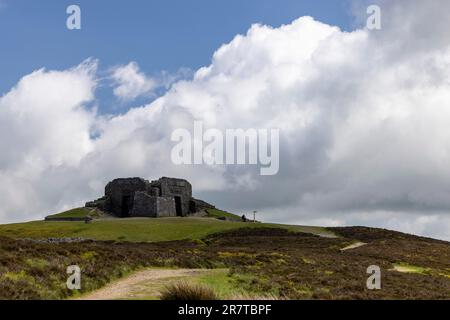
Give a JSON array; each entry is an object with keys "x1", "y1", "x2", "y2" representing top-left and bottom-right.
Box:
[
  {"x1": 111, "y1": 62, "x2": 156, "y2": 101},
  {"x1": 0, "y1": 59, "x2": 97, "y2": 221},
  {"x1": 1, "y1": 1, "x2": 450, "y2": 240}
]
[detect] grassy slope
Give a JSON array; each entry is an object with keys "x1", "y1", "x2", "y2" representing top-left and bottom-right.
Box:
[
  {"x1": 0, "y1": 216, "x2": 334, "y2": 242},
  {"x1": 2, "y1": 227, "x2": 449, "y2": 300},
  {"x1": 206, "y1": 209, "x2": 242, "y2": 221},
  {"x1": 45, "y1": 208, "x2": 92, "y2": 219}
]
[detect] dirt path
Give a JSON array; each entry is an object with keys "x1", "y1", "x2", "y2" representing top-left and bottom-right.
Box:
[
  {"x1": 340, "y1": 242, "x2": 367, "y2": 252},
  {"x1": 77, "y1": 268, "x2": 214, "y2": 300}
]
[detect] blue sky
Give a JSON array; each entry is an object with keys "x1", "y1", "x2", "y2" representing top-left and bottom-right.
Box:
[{"x1": 0, "y1": 0, "x2": 353, "y2": 113}]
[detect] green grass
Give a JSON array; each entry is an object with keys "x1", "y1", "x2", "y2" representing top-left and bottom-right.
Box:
[
  {"x1": 392, "y1": 263, "x2": 431, "y2": 275},
  {"x1": 0, "y1": 216, "x2": 334, "y2": 242},
  {"x1": 206, "y1": 209, "x2": 242, "y2": 221},
  {"x1": 165, "y1": 269, "x2": 264, "y2": 300},
  {"x1": 2, "y1": 270, "x2": 35, "y2": 283},
  {"x1": 194, "y1": 269, "x2": 269, "y2": 299},
  {"x1": 25, "y1": 258, "x2": 49, "y2": 269},
  {"x1": 281, "y1": 224, "x2": 336, "y2": 238},
  {"x1": 194, "y1": 269, "x2": 244, "y2": 299},
  {"x1": 45, "y1": 208, "x2": 91, "y2": 219}
]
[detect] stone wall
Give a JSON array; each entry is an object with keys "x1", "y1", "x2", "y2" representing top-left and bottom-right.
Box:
[
  {"x1": 45, "y1": 217, "x2": 92, "y2": 222},
  {"x1": 105, "y1": 178, "x2": 148, "y2": 217},
  {"x1": 155, "y1": 196, "x2": 177, "y2": 217},
  {"x1": 151, "y1": 177, "x2": 192, "y2": 216},
  {"x1": 130, "y1": 192, "x2": 177, "y2": 217},
  {"x1": 130, "y1": 191, "x2": 157, "y2": 217}
]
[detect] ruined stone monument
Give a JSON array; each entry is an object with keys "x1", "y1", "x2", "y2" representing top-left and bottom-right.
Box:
[{"x1": 86, "y1": 177, "x2": 214, "y2": 218}]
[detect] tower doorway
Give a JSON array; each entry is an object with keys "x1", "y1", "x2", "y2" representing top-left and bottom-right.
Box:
[
  {"x1": 121, "y1": 195, "x2": 132, "y2": 217},
  {"x1": 174, "y1": 196, "x2": 182, "y2": 217}
]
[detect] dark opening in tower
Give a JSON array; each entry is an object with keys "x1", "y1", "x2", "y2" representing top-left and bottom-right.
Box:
[
  {"x1": 174, "y1": 196, "x2": 182, "y2": 217},
  {"x1": 121, "y1": 195, "x2": 132, "y2": 217}
]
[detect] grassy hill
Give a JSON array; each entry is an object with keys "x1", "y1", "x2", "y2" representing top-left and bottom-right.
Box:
[
  {"x1": 45, "y1": 208, "x2": 92, "y2": 219},
  {"x1": 205, "y1": 209, "x2": 242, "y2": 221},
  {"x1": 1, "y1": 207, "x2": 449, "y2": 300},
  {"x1": 0, "y1": 225, "x2": 449, "y2": 300},
  {"x1": 0, "y1": 211, "x2": 334, "y2": 242}
]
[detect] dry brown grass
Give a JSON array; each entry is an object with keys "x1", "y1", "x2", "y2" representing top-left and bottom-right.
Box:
[
  {"x1": 160, "y1": 281, "x2": 218, "y2": 300},
  {"x1": 229, "y1": 293, "x2": 285, "y2": 300}
]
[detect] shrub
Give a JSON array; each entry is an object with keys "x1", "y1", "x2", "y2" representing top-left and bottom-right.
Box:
[
  {"x1": 230, "y1": 293, "x2": 283, "y2": 300},
  {"x1": 160, "y1": 281, "x2": 218, "y2": 300}
]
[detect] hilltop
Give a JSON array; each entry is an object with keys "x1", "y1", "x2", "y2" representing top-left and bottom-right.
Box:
[{"x1": 0, "y1": 207, "x2": 333, "y2": 242}]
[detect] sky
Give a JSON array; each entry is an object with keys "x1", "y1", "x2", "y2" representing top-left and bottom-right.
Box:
[
  {"x1": 1, "y1": 0, "x2": 450, "y2": 240},
  {"x1": 0, "y1": 0, "x2": 353, "y2": 112}
]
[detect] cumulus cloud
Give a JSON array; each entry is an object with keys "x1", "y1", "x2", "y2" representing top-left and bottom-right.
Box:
[
  {"x1": 1, "y1": 0, "x2": 450, "y2": 240},
  {"x1": 111, "y1": 62, "x2": 157, "y2": 101},
  {"x1": 0, "y1": 59, "x2": 97, "y2": 221}
]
